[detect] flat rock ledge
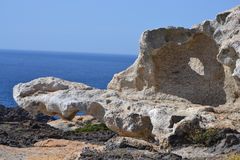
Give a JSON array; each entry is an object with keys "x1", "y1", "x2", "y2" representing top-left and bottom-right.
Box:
[{"x1": 13, "y1": 6, "x2": 240, "y2": 159}]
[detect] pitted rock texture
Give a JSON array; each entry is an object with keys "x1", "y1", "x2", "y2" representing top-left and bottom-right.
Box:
[
  {"x1": 12, "y1": 6, "x2": 240, "y2": 158},
  {"x1": 108, "y1": 28, "x2": 234, "y2": 106},
  {"x1": 109, "y1": 7, "x2": 240, "y2": 106},
  {"x1": 13, "y1": 77, "x2": 208, "y2": 141}
]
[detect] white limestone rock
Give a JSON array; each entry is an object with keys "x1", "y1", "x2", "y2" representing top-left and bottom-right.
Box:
[
  {"x1": 108, "y1": 28, "x2": 229, "y2": 106},
  {"x1": 12, "y1": 6, "x2": 240, "y2": 148},
  {"x1": 13, "y1": 77, "x2": 107, "y2": 120},
  {"x1": 109, "y1": 6, "x2": 240, "y2": 106}
]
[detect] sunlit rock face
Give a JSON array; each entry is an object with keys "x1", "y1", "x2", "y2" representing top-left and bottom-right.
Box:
[
  {"x1": 13, "y1": 77, "x2": 107, "y2": 121},
  {"x1": 108, "y1": 28, "x2": 228, "y2": 106},
  {"x1": 13, "y1": 6, "x2": 240, "y2": 149},
  {"x1": 196, "y1": 6, "x2": 240, "y2": 99},
  {"x1": 108, "y1": 7, "x2": 240, "y2": 106}
]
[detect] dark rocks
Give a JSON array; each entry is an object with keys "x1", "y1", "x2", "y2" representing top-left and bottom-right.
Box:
[
  {"x1": 169, "y1": 123, "x2": 240, "y2": 148},
  {"x1": 0, "y1": 105, "x2": 116, "y2": 147},
  {"x1": 0, "y1": 105, "x2": 53, "y2": 123},
  {"x1": 223, "y1": 134, "x2": 240, "y2": 148},
  {"x1": 208, "y1": 133, "x2": 240, "y2": 154},
  {"x1": 204, "y1": 128, "x2": 239, "y2": 147},
  {"x1": 79, "y1": 136, "x2": 185, "y2": 160},
  {"x1": 0, "y1": 105, "x2": 31, "y2": 122},
  {"x1": 216, "y1": 11, "x2": 231, "y2": 24},
  {"x1": 79, "y1": 147, "x2": 184, "y2": 160},
  {"x1": 168, "y1": 116, "x2": 201, "y2": 147},
  {"x1": 168, "y1": 115, "x2": 185, "y2": 128},
  {"x1": 0, "y1": 119, "x2": 116, "y2": 147}
]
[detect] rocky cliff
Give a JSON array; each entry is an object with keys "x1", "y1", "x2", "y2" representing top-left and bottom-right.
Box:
[{"x1": 13, "y1": 6, "x2": 240, "y2": 159}]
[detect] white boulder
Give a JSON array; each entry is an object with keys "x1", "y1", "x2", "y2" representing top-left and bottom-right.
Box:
[{"x1": 13, "y1": 77, "x2": 106, "y2": 120}]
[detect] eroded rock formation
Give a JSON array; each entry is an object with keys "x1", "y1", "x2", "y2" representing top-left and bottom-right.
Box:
[
  {"x1": 108, "y1": 16, "x2": 239, "y2": 106},
  {"x1": 13, "y1": 77, "x2": 107, "y2": 121},
  {"x1": 13, "y1": 5, "x2": 240, "y2": 159}
]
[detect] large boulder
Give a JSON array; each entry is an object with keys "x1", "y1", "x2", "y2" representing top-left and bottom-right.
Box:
[
  {"x1": 13, "y1": 77, "x2": 107, "y2": 120},
  {"x1": 104, "y1": 109, "x2": 153, "y2": 140}
]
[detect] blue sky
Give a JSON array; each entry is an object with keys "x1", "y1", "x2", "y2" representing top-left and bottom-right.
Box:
[{"x1": 0, "y1": 1, "x2": 239, "y2": 55}]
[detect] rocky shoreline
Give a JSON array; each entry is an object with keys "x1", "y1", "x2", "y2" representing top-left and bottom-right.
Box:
[
  {"x1": 1, "y1": 5, "x2": 240, "y2": 160},
  {"x1": 0, "y1": 105, "x2": 116, "y2": 148},
  {"x1": 1, "y1": 105, "x2": 239, "y2": 159},
  {"x1": 0, "y1": 105, "x2": 184, "y2": 160}
]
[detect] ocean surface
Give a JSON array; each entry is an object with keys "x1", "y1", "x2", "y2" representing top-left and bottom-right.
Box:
[{"x1": 0, "y1": 50, "x2": 136, "y2": 107}]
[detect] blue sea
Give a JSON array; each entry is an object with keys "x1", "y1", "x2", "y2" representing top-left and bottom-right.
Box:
[{"x1": 0, "y1": 50, "x2": 136, "y2": 107}]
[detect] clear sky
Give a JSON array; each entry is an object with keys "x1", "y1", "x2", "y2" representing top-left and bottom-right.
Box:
[{"x1": 0, "y1": 1, "x2": 239, "y2": 55}]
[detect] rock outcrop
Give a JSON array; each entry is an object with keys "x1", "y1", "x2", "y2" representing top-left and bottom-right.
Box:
[
  {"x1": 107, "y1": 5, "x2": 240, "y2": 146},
  {"x1": 13, "y1": 5, "x2": 240, "y2": 159},
  {"x1": 109, "y1": 29, "x2": 228, "y2": 106},
  {"x1": 14, "y1": 77, "x2": 208, "y2": 141},
  {"x1": 13, "y1": 77, "x2": 107, "y2": 121}
]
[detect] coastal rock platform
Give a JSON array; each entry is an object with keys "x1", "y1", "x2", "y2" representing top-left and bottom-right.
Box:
[{"x1": 7, "y1": 5, "x2": 240, "y2": 160}]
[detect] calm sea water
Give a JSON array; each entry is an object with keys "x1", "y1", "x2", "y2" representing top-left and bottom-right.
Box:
[{"x1": 0, "y1": 50, "x2": 136, "y2": 107}]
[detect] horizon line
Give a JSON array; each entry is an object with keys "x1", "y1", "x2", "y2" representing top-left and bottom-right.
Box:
[{"x1": 0, "y1": 48, "x2": 138, "y2": 56}]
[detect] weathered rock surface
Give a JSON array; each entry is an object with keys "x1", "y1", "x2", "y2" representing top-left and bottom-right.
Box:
[
  {"x1": 79, "y1": 137, "x2": 183, "y2": 160},
  {"x1": 79, "y1": 148, "x2": 183, "y2": 160},
  {"x1": 109, "y1": 29, "x2": 230, "y2": 106},
  {"x1": 12, "y1": 5, "x2": 240, "y2": 159},
  {"x1": 106, "y1": 5, "x2": 240, "y2": 143},
  {"x1": 108, "y1": 6, "x2": 240, "y2": 106},
  {"x1": 13, "y1": 77, "x2": 211, "y2": 141},
  {"x1": 13, "y1": 77, "x2": 107, "y2": 120},
  {"x1": 47, "y1": 115, "x2": 97, "y2": 131}
]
